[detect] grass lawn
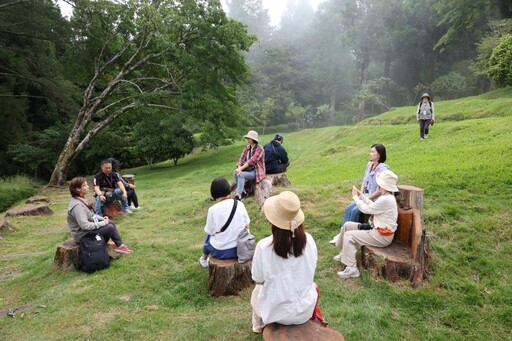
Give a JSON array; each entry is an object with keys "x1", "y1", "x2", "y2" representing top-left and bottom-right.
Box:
[{"x1": 1, "y1": 88, "x2": 512, "y2": 340}]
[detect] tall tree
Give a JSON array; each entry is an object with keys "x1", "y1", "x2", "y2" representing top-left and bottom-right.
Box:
[{"x1": 48, "y1": 0, "x2": 255, "y2": 186}]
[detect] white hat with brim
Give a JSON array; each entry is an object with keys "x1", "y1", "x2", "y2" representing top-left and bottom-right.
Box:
[
  {"x1": 244, "y1": 130, "x2": 259, "y2": 143},
  {"x1": 376, "y1": 170, "x2": 399, "y2": 192},
  {"x1": 263, "y1": 191, "x2": 304, "y2": 235},
  {"x1": 421, "y1": 93, "x2": 430, "y2": 100}
]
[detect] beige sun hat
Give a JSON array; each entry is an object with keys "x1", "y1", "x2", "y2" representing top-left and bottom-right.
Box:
[
  {"x1": 376, "y1": 170, "x2": 399, "y2": 192},
  {"x1": 244, "y1": 130, "x2": 259, "y2": 143},
  {"x1": 263, "y1": 191, "x2": 305, "y2": 236}
]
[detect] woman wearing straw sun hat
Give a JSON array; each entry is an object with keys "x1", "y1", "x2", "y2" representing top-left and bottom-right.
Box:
[
  {"x1": 335, "y1": 170, "x2": 399, "y2": 279},
  {"x1": 250, "y1": 191, "x2": 326, "y2": 334},
  {"x1": 232, "y1": 130, "x2": 266, "y2": 201}
]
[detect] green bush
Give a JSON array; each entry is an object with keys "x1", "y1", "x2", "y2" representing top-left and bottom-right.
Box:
[
  {"x1": 488, "y1": 34, "x2": 512, "y2": 87},
  {"x1": 0, "y1": 175, "x2": 39, "y2": 212}
]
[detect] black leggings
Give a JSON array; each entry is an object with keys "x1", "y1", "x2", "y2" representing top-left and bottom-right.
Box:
[
  {"x1": 127, "y1": 188, "x2": 139, "y2": 207},
  {"x1": 419, "y1": 119, "x2": 431, "y2": 138},
  {"x1": 96, "y1": 222, "x2": 123, "y2": 247}
]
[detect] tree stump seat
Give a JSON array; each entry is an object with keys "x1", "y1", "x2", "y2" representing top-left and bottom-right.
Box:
[
  {"x1": 208, "y1": 257, "x2": 253, "y2": 297},
  {"x1": 245, "y1": 173, "x2": 291, "y2": 208},
  {"x1": 26, "y1": 195, "x2": 51, "y2": 204},
  {"x1": 103, "y1": 200, "x2": 123, "y2": 218},
  {"x1": 361, "y1": 185, "x2": 429, "y2": 287},
  {"x1": 263, "y1": 321, "x2": 345, "y2": 341},
  {"x1": 53, "y1": 238, "x2": 80, "y2": 271},
  {"x1": 5, "y1": 204, "x2": 53, "y2": 218}
]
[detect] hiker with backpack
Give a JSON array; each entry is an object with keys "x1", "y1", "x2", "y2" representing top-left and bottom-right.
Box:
[
  {"x1": 416, "y1": 93, "x2": 436, "y2": 140},
  {"x1": 263, "y1": 133, "x2": 290, "y2": 174},
  {"x1": 67, "y1": 177, "x2": 133, "y2": 255}
]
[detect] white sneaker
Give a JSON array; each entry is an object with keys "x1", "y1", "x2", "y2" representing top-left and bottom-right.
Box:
[
  {"x1": 199, "y1": 256, "x2": 209, "y2": 268},
  {"x1": 333, "y1": 253, "x2": 343, "y2": 262},
  {"x1": 123, "y1": 209, "x2": 133, "y2": 214},
  {"x1": 329, "y1": 233, "x2": 340, "y2": 245},
  {"x1": 337, "y1": 266, "x2": 360, "y2": 279},
  {"x1": 131, "y1": 206, "x2": 142, "y2": 210}
]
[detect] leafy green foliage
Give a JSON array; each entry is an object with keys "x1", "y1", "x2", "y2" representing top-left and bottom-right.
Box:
[
  {"x1": 0, "y1": 176, "x2": 39, "y2": 212},
  {"x1": 488, "y1": 34, "x2": 512, "y2": 87},
  {"x1": 431, "y1": 72, "x2": 468, "y2": 99}
]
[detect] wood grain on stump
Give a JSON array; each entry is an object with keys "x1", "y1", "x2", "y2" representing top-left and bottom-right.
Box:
[
  {"x1": 5, "y1": 204, "x2": 53, "y2": 218},
  {"x1": 263, "y1": 321, "x2": 345, "y2": 341},
  {"x1": 53, "y1": 239, "x2": 80, "y2": 271},
  {"x1": 208, "y1": 257, "x2": 253, "y2": 297}
]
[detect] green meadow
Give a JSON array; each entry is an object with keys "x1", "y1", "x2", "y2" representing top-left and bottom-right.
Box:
[{"x1": 1, "y1": 89, "x2": 511, "y2": 340}]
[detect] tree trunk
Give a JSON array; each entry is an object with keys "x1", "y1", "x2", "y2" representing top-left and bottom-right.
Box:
[{"x1": 48, "y1": 135, "x2": 80, "y2": 186}]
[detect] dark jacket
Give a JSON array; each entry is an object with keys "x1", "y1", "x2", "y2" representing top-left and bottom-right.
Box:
[{"x1": 264, "y1": 140, "x2": 289, "y2": 174}]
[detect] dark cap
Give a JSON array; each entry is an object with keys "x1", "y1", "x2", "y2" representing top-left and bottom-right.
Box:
[{"x1": 274, "y1": 133, "x2": 283, "y2": 142}]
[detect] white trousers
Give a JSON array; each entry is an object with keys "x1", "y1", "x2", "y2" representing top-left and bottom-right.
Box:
[{"x1": 336, "y1": 221, "x2": 393, "y2": 267}]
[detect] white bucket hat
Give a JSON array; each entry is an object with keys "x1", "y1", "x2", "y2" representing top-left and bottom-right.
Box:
[
  {"x1": 244, "y1": 130, "x2": 259, "y2": 143},
  {"x1": 376, "y1": 170, "x2": 399, "y2": 192},
  {"x1": 263, "y1": 191, "x2": 304, "y2": 236}
]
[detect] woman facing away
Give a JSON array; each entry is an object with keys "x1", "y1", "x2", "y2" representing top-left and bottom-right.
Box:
[
  {"x1": 232, "y1": 130, "x2": 266, "y2": 201},
  {"x1": 199, "y1": 177, "x2": 251, "y2": 267},
  {"x1": 67, "y1": 177, "x2": 133, "y2": 254},
  {"x1": 250, "y1": 191, "x2": 326, "y2": 334},
  {"x1": 330, "y1": 143, "x2": 389, "y2": 244},
  {"x1": 334, "y1": 170, "x2": 399, "y2": 279}
]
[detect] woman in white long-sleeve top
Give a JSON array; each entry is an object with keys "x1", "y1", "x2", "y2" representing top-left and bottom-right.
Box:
[
  {"x1": 335, "y1": 170, "x2": 399, "y2": 279},
  {"x1": 250, "y1": 191, "x2": 326, "y2": 334}
]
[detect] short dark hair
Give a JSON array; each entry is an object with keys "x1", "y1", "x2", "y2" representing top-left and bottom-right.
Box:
[
  {"x1": 69, "y1": 177, "x2": 86, "y2": 197},
  {"x1": 101, "y1": 159, "x2": 112, "y2": 166},
  {"x1": 372, "y1": 143, "x2": 387, "y2": 163},
  {"x1": 271, "y1": 224, "x2": 307, "y2": 259},
  {"x1": 274, "y1": 134, "x2": 283, "y2": 142},
  {"x1": 210, "y1": 177, "x2": 231, "y2": 200}
]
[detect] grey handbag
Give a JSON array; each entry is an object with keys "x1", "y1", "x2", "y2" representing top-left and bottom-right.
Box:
[{"x1": 237, "y1": 228, "x2": 256, "y2": 263}]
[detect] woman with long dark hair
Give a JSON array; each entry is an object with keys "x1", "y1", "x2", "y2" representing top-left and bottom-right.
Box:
[{"x1": 250, "y1": 191, "x2": 325, "y2": 334}]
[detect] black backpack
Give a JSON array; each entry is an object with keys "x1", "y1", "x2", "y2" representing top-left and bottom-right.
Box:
[{"x1": 78, "y1": 233, "x2": 110, "y2": 273}]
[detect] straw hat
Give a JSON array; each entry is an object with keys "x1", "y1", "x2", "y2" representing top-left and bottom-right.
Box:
[
  {"x1": 376, "y1": 170, "x2": 399, "y2": 192},
  {"x1": 244, "y1": 130, "x2": 259, "y2": 143},
  {"x1": 263, "y1": 191, "x2": 304, "y2": 236}
]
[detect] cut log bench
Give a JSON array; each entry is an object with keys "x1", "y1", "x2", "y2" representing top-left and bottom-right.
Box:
[
  {"x1": 263, "y1": 321, "x2": 345, "y2": 341},
  {"x1": 103, "y1": 200, "x2": 123, "y2": 218},
  {"x1": 208, "y1": 257, "x2": 253, "y2": 297},
  {"x1": 245, "y1": 173, "x2": 291, "y2": 208},
  {"x1": 361, "y1": 185, "x2": 429, "y2": 287},
  {"x1": 53, "y1": 239, "x2": 80, "y2": 271},
  {"x1": 4, "y1": 204, "x2": 53, "y2": 218}
]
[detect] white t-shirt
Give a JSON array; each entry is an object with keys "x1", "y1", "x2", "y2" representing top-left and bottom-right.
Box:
[
  {"x1": 251, "y1": 232, "x2": 318, "y2": 325},
  {"x1": 204, "y1": 199, "x2": 250, "y2": 250}
]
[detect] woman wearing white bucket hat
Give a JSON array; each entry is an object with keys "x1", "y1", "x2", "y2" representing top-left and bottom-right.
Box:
[
  {"x1": 335, "y1": 170, "x2": 399, "y2": 279},
  {"x1": 250, "y1": 191, "x2": 326, "y2": 334},
  {"x1": 232, "y1": 130, "x2": 266, "y2": 200}
]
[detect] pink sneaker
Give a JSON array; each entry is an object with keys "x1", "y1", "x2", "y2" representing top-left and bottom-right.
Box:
[{"x1": 114, "y1": 244, "x2": 133, "y2": 254}]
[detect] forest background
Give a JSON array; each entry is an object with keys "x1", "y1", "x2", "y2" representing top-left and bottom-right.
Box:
[{"x1": 1, "y1": 0, "x2": 512, "y2": 187}]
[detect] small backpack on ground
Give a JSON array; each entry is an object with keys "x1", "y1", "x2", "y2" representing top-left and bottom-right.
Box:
[{"x1": 78, "y1": 233, "x2": 110, "y2": 273}]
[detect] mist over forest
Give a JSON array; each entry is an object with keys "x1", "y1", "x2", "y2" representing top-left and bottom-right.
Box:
[{"x1": 1, "y1": 0, "x2": 511, "y2": 182}]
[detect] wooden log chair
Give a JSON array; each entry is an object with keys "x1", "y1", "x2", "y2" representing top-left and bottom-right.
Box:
[
  {"x1": 361, "y1": 185, "x2": 429, "y2": 287},
  {"x1": 207, "y1": 257, "x2": 253, "y2": 297},
  {"x1": 53, "y1": 239, "x2": 80, "y2": 271},
  {"x1": 263, "y1": 321, "x2": 345, "y2": 341},
  {"x1": 244, "y1": 173, "x2": 292, "y2": 208},
  {"x1": 103, "y1": 200, "x2": 123, "y2": 219}
]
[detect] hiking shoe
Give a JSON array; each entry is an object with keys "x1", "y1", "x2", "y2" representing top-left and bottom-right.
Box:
[
  {"x1": 131, "y1": 206, "x2": 142, "y2": 210},
  {"x1": 123, "y1": 209, "x2": 133, "y2": 214},
  {"x1": 252, "y1": 328, "x2": 264, "y2": 334},
  {"x1": 329, "y1": 233, "x2": 340, "y2": 245},
  {"x1": 199, "y1": 256, "x2": 209, "y2": 268},
  {"x1": 240, "y1": 191, "x2": 248, "y2": 200},
  {"x1": 114, "y1": 244, "x2": 133, "y2": 254},
  {"x1": 337, "y1": 266, "x2": 360, "y2": 279},
  {"x1": 333, "y1": 253, "x2": 343, "y2": 262}
]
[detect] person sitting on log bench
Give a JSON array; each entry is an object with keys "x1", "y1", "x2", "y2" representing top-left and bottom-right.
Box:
[
  {"x1": 232, "y1": 130, "x2": 266, "y2": 201},
  {"x1": 199, "y1": 177, "x2": 251, "y2": 267},
  {"x1": 94, "y1": 159, "x2": 131, "y2": 215},
  {"x1": 334, "y1": 170, "x2": 399, "y2": 279},
  {"x1": 251, "y1": 191, "x2": 327, "y2": 334},
  {"x1": 67, "y1": 177, "x2": 133, "y2": 254},
  {"x1": 263, "y1": 133, "x2": 290, "y2": 174},
  {"x1": 330, "y1": 143, "x2": 389, "y2": 244},
  {"x1": 110, "y1": 158, "x2": 142, "y2": 210}
]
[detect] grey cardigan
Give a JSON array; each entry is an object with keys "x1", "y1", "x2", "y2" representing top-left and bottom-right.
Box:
[{"x1": 67, "y1": 197, "x2": 106, "y2": 242}]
